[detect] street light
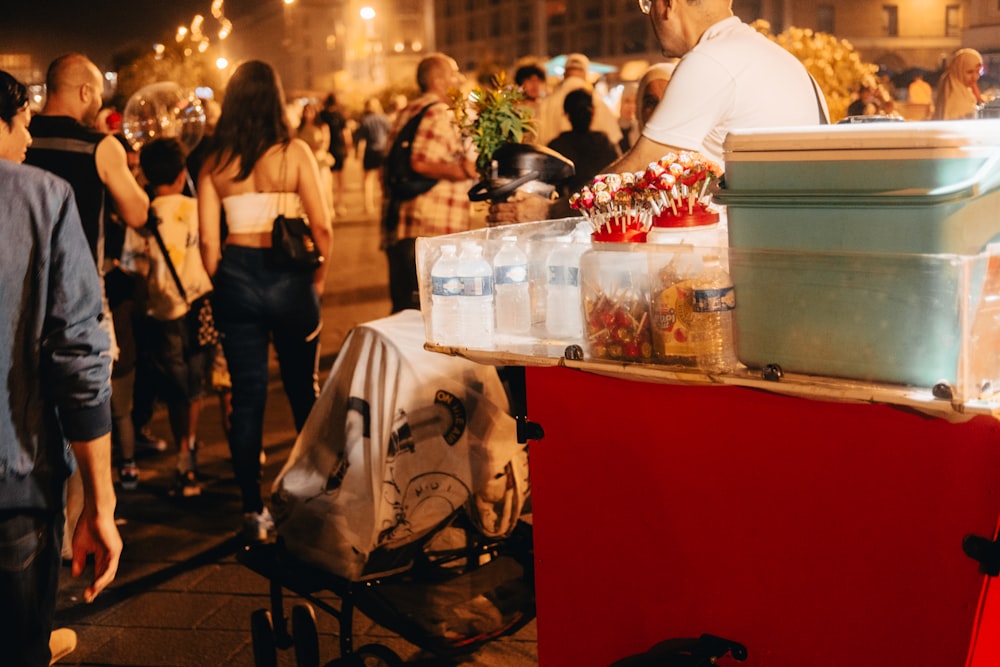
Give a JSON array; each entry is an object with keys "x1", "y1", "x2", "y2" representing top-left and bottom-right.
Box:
[{"x1": 359, "y1": 7, "x2": 382, "y2": 83}]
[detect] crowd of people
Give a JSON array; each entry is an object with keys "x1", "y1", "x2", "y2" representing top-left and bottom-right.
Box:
[{"x1": 0, "y1": 0, "x2": 995, "y2": 659}]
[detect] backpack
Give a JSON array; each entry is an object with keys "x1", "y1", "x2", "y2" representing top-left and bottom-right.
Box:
[{"x1": 383, "y1": 103, "x2": 439, "y2": 201}]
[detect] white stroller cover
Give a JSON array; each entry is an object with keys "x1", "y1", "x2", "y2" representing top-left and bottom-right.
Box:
[{"x1": 271, "y1": 311, "x2": 529, "y2": 581}]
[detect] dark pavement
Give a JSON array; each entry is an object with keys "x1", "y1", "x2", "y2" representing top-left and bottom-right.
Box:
[{"x1": 53, "y1": 158, "x2": 538, "y2": 666}]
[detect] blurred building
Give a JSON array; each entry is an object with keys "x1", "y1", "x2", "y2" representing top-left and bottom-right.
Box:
[
  {"x1": 0, "y1": 53, "x2": 42, "y2": 85},
  {"x1": 227, "y1": 0, "x2": 430, "y2": 95},
  {"x1": 431, "y1": 0, "x2": 999, "y2": 81},
  {"x1": 751, "y1": 0, "x2": 1000, "y2": 87},
  {"x1": 219, "y1": 0, "x2": 998, "y2": 95},
  {"x1": 229, "y1": 0, "x2": 347, "y2": 94}
]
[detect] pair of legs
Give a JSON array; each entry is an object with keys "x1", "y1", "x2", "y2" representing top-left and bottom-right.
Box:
[
  {"x1": 385, "y1": 236, "x2": 420, "y2": 313},
  {"x1": 149, "y1": 317, "x2": 208, "y2": 475},
  {"x1": 362, "y1": 152, "x2": 385, "y2": 215},
  {"x1": 331, "y1": 153, "x2": 347, "y2": 216},
  {"x1": 213, "y1": 246, "x2": 321, "y2": 515},
  {"x1": 0, "y1": 509, "x2": 63, "y2": 666}
]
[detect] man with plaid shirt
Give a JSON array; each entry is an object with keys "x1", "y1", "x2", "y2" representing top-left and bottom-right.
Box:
[{"x1": 383, "y1": 52, "x2": 477, "y2": 313}]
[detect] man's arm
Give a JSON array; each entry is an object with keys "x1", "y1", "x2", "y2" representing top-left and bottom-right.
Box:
[
  {"x1": 486, "y1": 135, "x2": 687, "y2": 226},
  {"x1": 95, "y1": 135, "x2": 149, "y2": 228},
  {"x1": 42, "y1": 177, "x2": 121, "y2": 602},
  {"x1": 409, "y1": 104, "x2": 477, "y2": 182},
  {"x1": 606, "y1": 134, "x2": 687, "y2": 175},
  {"x1": 69, "y1": 433, "x2": 122, "y2": 603}
]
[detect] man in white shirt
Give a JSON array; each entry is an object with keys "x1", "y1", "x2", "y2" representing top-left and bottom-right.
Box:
[
  {"x1": 615, "y1": 0, "x2": 826, "y2": 169},
  {"x1": 489, "y1": 0, "x2": 826, "y2": 224}
]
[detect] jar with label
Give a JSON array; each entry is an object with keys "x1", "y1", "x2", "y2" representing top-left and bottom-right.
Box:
[
  {"x1": 646, "y1": 210, "x2": 724, "y2": 366},
  {"x1": 580, "y1": 243, "x2": 653, "y2": 362},
  {"x1": 645, "y1": 207, "x2": 722, "y2": 249}
]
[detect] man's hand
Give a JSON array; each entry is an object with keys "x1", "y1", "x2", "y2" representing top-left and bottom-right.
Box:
[
  {"x1": 71, "y1": 503, "x2": 123, "y2": 603},
  {"x1": 70, "y1": 434, "x2": 122, "y2": 603},
  {"x1": 486, "y1": 191, "x2": 553, "y2": 226}
]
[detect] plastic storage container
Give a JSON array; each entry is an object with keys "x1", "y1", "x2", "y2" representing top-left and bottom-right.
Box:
[
  {"x1": 579, "y1": 243, "x2": 653, "y2": 362},
  {"x1": 718, "y1": 120, "x2": 1000, "y2": 392},
  {"x1": 646, "y1": 208, "x2": 730, "y2": 367}
]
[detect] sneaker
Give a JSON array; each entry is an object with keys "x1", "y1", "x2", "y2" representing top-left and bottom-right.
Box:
[
  {"x1": 169, "y1": 470, "x2": 202, "y2": 498},
  {"x1": 49, "y1": 627, "x2": 77, "y2": 664},
  {"x1": 135, "y1": 427, "x2": 168, "y2": 452},
  {"x1": 242, "y1": 507, "x2": 275, "y2": 543},
  {"x1": 119, "y1": 461, "x2": 139, "y2": 491}
]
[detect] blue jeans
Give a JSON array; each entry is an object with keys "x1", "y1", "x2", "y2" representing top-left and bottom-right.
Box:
[
  {"x1": 0, "y1": 509, "x2": 63, "y2": 667},
  {"x1": 213, "y1": 246, "x2": 321, "y2": 513}
]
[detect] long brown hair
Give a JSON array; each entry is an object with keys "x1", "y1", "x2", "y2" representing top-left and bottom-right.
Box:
[{"x1": 212, "y1": 60, "x2": 291, "y2": 181}]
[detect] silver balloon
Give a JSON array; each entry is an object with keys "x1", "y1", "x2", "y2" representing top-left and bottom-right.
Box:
[{"x1": 121, "y1": 82, "x2": 206, "y2": 153}]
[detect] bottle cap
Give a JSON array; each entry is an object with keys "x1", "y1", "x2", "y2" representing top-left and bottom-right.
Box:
[
  {"x1": 591, "y1": 229, "x2": 648, "y2": 243},
  {"x1": 651, "y1": 208, "x2": 720, "y2": 229}
]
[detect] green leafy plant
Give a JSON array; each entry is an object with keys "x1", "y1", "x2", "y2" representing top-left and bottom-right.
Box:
[{"x1": 451, "y1": 72, "x2": 536, "y2": 178}]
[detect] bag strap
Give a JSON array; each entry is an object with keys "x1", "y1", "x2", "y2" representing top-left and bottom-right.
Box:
[
  {"x1": 277, "y1": 146, "x2": 288, "y2": 215},
  {"x1": 393, "y1": 103, "x2": 437, "y2": 157},
  {"x1": 146, "y1": 208, "x2": 188, "y2": 303},
  {"x1": 809, "y1": 74, "x2": 830, "y2": 125}
]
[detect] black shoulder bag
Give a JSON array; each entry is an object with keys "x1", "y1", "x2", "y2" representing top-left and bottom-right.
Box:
[
  {"x1": 270, "y1": 148, "x2": 324, "y2": 272},
  {"x1": 146, "y1": 208, "x2": 220, "y2": 349},
  {"x1": 383, "y1": 103, "x2": 439, "y2": 201}
]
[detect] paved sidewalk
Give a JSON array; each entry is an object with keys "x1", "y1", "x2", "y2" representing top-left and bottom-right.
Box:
[{"x1": 53, "y1": 158, "x2": 538, "y2": 666}]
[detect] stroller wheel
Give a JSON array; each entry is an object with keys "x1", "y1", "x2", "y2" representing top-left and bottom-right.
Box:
[
  {"x1": 329, "y1": 643, "x2": 403, "y2": 667},
  {"x1": 292, "y1": 603, "x2": 320, "y2": 667},
  {"x1": 353, "y1": 644, "x2": 404, "y2": 667},
  {"x1": 250, "y1": 608, "x2": 278, "y2": 667}
]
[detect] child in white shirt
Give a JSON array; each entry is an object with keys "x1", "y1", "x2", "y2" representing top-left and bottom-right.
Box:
[{"x1": 122, "y1": 138, "x2": 214, "y2": 497}]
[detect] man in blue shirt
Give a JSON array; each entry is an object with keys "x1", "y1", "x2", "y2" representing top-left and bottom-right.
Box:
[{"x1": 0, "y1": 69, "x2": 122, "y2": 667}]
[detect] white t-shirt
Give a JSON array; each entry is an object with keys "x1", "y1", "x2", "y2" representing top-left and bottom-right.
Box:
[
  {"x1": 121, "y1": 193, "x2": 213, "y2": 321},
  {"x1": 643, "y1": 17, "x2": 827, "y2": 165}
]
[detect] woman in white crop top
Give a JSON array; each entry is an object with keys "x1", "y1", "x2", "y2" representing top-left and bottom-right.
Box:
[{"x1": 196, "y1": 60, "x2": 333, "y2": 543}]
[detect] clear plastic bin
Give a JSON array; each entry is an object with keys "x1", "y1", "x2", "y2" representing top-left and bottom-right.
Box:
[{"x1": 417, "y1": 219, "x2": 1000, "y2": 402}]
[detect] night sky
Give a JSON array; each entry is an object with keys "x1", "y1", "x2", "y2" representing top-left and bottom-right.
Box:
[{"x1": 2, "y1": 0, "x2": 253, "y2": 71}]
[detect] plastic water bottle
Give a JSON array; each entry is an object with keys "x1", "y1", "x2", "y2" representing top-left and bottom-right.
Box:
[
  {"x1": 689, "y1": 254, "x2": 738, "y2": 374},
  {"x1": 455, "y1": 241, "x2": 494, "y2": 346},
  {"x1": 493, "y1": 236, "x2": 531, "y2": 337},
  {"x1": 430, "y1": 244, "x2": 460, "y2": 345},
  {"x1": 545, "y1": 235, "x2": 585, "y2": 340}
]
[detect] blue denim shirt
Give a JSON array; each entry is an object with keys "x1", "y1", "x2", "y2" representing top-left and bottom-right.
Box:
[{"x1": 0, "y1": 161, "x2": 112, "y2": 511}]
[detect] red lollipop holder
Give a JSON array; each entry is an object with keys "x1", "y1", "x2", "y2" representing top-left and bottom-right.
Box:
[
  {"x1": 651, "y1": 205, "x2": 720, "y2": 229},
  {"x1": 591, "y1": 226, "x2": 648, "y2": 243}
]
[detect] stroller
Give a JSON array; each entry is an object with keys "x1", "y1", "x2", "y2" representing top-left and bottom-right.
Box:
[{"x1": 238, "y1": 311, "x2": 534, "y2": 666}]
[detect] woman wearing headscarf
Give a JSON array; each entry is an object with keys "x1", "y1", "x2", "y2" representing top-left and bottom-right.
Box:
[
  {"x1": 636, "y1": 62, "x2": 677, "y2": 130},
  {"x1": 197, "y1": 60, "x2": 333, "y2": 542},
  {"x1": 933, "y1": 48, "x2": 984, "y2": 120}
]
